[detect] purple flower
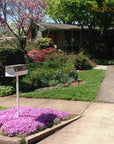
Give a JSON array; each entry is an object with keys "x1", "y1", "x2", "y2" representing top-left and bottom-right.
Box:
[{"x1": 0, "y1": 107, "x2": 70, "y2": 137}]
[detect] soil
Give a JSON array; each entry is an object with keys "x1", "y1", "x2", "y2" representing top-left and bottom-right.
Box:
[
  {"x1": 44, "y1": 79, "x2": 84, "y2": 90},
  {"x1": 9, "y1": 94, "x2": 16, "y2": 98}
]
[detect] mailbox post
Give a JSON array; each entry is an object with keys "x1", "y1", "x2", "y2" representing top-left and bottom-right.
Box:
[
  {"x1": 5, "y1": 64, "x2": 28, "y2": 118},
  {"x1": 16, "y1": 75, "x2": 19, "y2": 118}
]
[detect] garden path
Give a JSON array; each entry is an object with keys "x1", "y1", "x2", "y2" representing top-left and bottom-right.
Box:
[{"x1": 96, "y1": 65, "x2": 114, "y2": 103}]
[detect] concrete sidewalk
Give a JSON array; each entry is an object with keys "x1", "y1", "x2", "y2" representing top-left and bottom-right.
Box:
[
  {"x1": 38, "y1": 102, "x2": 114, "y2": 144},
  {"x1": 0, "y1": 96, "x2": 90, "y2": 114},
  {"x1": 96, "y1": 65, "x2": 114, "y2": 103}
]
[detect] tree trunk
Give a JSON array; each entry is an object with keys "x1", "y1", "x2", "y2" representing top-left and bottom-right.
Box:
[{"x1": 19, "y1": 38, "x2": 27, "y2": 55}]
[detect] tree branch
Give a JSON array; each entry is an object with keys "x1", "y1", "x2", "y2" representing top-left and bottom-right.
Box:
[{"x1": 6, "y1": 22, "x2": 18, "y2": 39}]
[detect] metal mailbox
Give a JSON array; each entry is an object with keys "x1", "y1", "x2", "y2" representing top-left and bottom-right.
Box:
[
  {"x1": 5, "y1": 64, "x2": 28, "y2": 77},
  {"x1": 5, "y1": 64, "x2": 28, "y2": 118}
]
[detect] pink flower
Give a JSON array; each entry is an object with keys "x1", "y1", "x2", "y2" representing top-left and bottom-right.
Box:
[
  {"x1": 28, "y1": 49, "x2": 46, "y2": 63},
  {"x1": 0, "y1": 107, "x2": 70, "y2": 137}
]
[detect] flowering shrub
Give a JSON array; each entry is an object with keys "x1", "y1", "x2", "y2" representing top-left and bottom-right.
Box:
[
  {"x1": 28, "y1": 47, "x2": 57, "y2": 63},
  {"x1": 0, "y1": 107, "x2": 70, "y2": 137},
  {"x1": 42, "y1": 47, "x2": 57, "y2": 60},
  {"x1": 42, "y1": 47, "x2": 56, "y2": 54},
  {"x1": 28, "y1": 50, "x2": 46, "y2": 63}
]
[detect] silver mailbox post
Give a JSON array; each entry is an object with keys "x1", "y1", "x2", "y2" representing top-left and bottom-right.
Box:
[{"x1": 5, "y1": 64, "x2": 28, "y2": 118}]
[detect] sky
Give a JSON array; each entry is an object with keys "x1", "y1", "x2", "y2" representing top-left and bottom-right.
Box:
[{"x1": 43, "y1": 15, "x2": 55, "y2": 23}]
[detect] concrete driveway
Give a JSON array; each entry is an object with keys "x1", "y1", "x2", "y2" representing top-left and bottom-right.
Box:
[{"x1": 38, "y1": 102, "x2": 114, "y2": 144}]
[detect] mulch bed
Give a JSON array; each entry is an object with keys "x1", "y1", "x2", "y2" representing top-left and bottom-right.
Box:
[{"x1": 44, "y1": 79, "x2": 84, "y2": 90}]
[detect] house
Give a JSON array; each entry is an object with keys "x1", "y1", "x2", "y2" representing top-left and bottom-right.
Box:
[{"x1": 28, "y1": 23, "x2": 114, "y2": 56}]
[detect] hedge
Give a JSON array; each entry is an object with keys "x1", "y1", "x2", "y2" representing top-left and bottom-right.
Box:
[{"x1": 0, "y1": 48, "x2": 25, "y2": 84}]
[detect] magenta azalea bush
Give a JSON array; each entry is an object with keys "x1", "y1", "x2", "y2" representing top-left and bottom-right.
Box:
[
  {"x1": 28, "y1": 50, "x2": 46, "y2": 63},
  {"x1": 28, "y1": 47, "x2": 57, "y2": 63},
  {"x1": 0, "y1": 107, "x2": 70, "y2": 137}
]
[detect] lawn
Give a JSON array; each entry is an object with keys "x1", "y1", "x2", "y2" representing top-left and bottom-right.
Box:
[{"x1": 20, "y1": 69, "x2": 106, "y2": 101}]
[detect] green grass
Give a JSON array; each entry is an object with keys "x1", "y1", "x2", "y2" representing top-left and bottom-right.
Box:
[
  {"x1": 0, "y1": 106, "x2": 7, "y2": 110},
  {"x1": 20, "y1": 69, "x2": 106, "y2": 101}
]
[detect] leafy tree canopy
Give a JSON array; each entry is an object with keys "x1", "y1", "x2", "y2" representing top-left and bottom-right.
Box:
[{"x1": 46, "y1": 0, "x2": 114, "y2": 32}]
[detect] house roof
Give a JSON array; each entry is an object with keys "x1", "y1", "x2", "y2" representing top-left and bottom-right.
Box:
[
  {"x1": 38, "y1": 22, "x2": 89, "y2": 30},
  {"x1": 37, "y1": 22, "x2": 114, "y2": 31}
]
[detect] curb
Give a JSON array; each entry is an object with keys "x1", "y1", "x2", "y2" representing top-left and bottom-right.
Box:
[
  {"x1": 0, "y1": 115, "x2": 82, "y2": 144},
  {"x1": 25, "y1": 115, "x2": 82, "y2": 144}
]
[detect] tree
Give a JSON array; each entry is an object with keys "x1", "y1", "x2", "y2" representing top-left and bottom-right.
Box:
[
  {"x1": 46, "y1": 0, "x2": 114, "y2": 33},
  {"x1": 0, "y1": 0, "x2": 46, "y2": 53},
  {"x1": 47, "y1": 0, "x2": 114, "y2": 58}
]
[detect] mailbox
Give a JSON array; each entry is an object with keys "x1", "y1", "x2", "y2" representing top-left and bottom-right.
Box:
[
  {"x1": 5, "y1": 64, "x2": 28, "y2": 77},
  {"x1": 5, "y1": 64, "x2": 28, "y2": 118}
]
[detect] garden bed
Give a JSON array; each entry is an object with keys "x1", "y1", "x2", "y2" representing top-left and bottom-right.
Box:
[
  {"x1": 0, "y1": 107, "x2": 81, "y2": 144},
  {"x1": 20, "y1": 69, "x2": 106, "y2": 101},
  {"x1": 0, "y1": 107, "x2": 71, "y2": 137},
  {"x1": 44, "y1": 79, "x2": 84, "y2": 90},
  {"x1": 0, "y1": 114, "x2": 81, "y2": 144}
]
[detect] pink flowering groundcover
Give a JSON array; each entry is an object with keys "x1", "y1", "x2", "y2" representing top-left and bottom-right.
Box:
[{"x1": 0, "y1": 107, "x2": 70, "y2": 137}]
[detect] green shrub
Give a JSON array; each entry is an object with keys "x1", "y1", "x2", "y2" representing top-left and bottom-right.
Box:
[
  {"x1": 0, "y1": 86, "x2": 15, "y2": 97},
  {"x1": 48, "y1": 80, "x2": 59, "y2": 86},
  {"x1": 0, "y1": 48, "x2": 25, "y2": 84},
  {"x1": 69, "y1": 71, "x2": 79, "y2": 81},
  {"x1": 74, "y1": 52, "x2": 93, "y2": 70},
  {"x1": 26, "y1": 38, "x2": 52, "y2": 51},
  {"x1": 85, "y1": 42, "x2": 109, "y2": 59},
  {"x1": 35, "y1": 37, "x2": 52, "y2": 49},
  {"x1": 52, "y1": 71, "x2": 68, "y2": 84},
  {"x1": 22, "y1": 52, "x2": 78, "y2": 88},
  {"x1": 23, "y1": 60, "x2": 79, "y2": 88},
  {"x1": 95, "y1": 59, "x2": 114, "y2": 65}
]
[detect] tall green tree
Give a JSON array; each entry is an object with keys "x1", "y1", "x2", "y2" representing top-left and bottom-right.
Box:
[{"x1": 47, "y1": 0, "x2": 114, "y2": 32}]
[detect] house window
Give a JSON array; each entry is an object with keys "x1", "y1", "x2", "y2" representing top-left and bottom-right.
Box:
[{"x1": 45, "y1": 34, "x2": 53, "y2": 41}]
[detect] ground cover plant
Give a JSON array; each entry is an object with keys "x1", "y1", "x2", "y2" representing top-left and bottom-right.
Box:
[
  {"x1": 0, "y1": 107, "x2": 70, "y2": 137},
  {"x1": 0, "y1": 106, "x2": 7, "y2": 110},
  {"x1": 20, "y1": 69, "x2": 105, "y2": 101}
]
